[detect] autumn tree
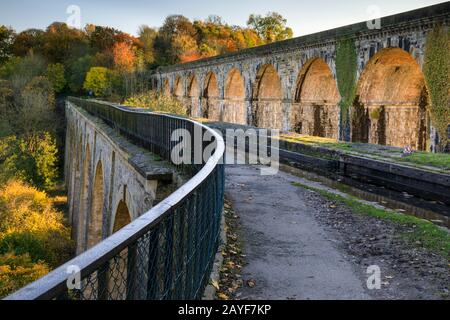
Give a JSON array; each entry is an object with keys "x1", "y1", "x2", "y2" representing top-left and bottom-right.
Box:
[
  {"x1": 247, "y1": 12, "x2": 293, "y2": 43},
  {"x1": 12, "y1": 29, "x2": 44, "y2": 57},
  {"x1": 193, "y1": 16, "x2": 264, "y2": 58},
  {"x1": 41, "y1": 22, "x2": 88, "y2": 64},
  {"x1": 154, "y1": 15, "x2": 199, "y2": 65},
  {"x1": 113, "y1": 42, "x2": 136, "y2": 73},
  {"x1": 89, "y1": 25, "x2": 120, "y2": 52}
]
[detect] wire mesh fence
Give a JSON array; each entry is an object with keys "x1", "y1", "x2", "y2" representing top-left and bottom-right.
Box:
[{"x1": 5, "y1": 97, "x2": 225, "y2": 300}]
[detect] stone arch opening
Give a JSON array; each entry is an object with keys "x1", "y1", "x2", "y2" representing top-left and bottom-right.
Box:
[
  {"x1": 174, "y1": 76, "x2": 184, "y2": 99},
  {"x1": 352, "y1": 48, "x2": 429, "y2": 150},
  {"x1": 87, "y1": 161, "x2": 104, "y2": 249},
  {"x1": 188, "y1": 75, "x2": 200, "y2": 117},
  {"x1": 113, "y1": 200, "x2": 131, "y2": 233},
  {"x1": 77, "y1": 143, "x2": 91, "y2": 253},
  {"x1": 162, "y1": 78, "x2": 170, "y2": 96},
  {"x1": 107, "y1": 200, "x2": 132, "y2": 299},
  {"x1": 291, "y1": 59, "x2": 340, "y2": 138},
  {"x1": 252, "y1": 64, "x2": 284, "y2": 129},
  {"x1": 224, "y1": 68, "x2": 246, "y2": 124},
  {"x1": 202, "y1": 72, "x2": 221, "y2": 121}
]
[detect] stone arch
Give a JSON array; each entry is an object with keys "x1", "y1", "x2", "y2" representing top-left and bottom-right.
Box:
[
  {"x1": 187, "y1": 75, "x2": 200, "y2": 117},
  {"x1": 252, "y1": 64, "x2": 284, "y2": 129},
  {"x1": 174, "y1": 76, "x2": 184, "y2": 98},
  {"x1": 107, "y1": 200, "x2": 132, "y2": 300},
  {"x1": 113, "y1": 200, "x2": 131, "y2": 233},
  {"x1": 87, "y1": 160, "x2": 104, "y2": 249},
  {"x1": 202, "y1": 72, "x2": 221, "y2": 121},
  {"x1": 77, "y1": 142, "x2": 91, "y2": 253},
  {"x1": 224, "y1": 68, "x2": 246, "y2": 124},
  {"x1": 162, "y1": 78, "x2": 170, "y2": 96},
  {"x1": 351, "y1": 48, "x2": 429, "y2": 150},
  {"x1": 291, "y1": 58, "x2": 341, "y2": 138}
]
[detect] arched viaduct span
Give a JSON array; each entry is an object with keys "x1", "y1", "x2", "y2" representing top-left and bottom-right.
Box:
[
  {"x1": 6, "y1": 98, "x2": 225, "y2": 300},
  {"x1": 65, "y1": 99, "x2": 179, "y2": 254},
  {"x1": 154, "y1": 3, "x2": 450, "y2": 152}
]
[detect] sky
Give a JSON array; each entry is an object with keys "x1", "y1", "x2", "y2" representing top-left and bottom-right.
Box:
[{"x1": 0, "y1": 0, "x2": 447, "y2": 37}]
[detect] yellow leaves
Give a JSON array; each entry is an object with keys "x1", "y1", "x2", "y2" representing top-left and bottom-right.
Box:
[
  {"x1": 0, "y1": 252, "x2": 50, "y2": 298},
  {"x1": 123, "y1": 91, "x2": 187, "y2": 116},
  {"x1": 211, "y1": 280, "x2": 220, "y2": 291},
  {"x1": 217, "y1": 293, "x2": 229, "y2": 300},
  {"x1": 0, "y1": 180, "x2": 68, "y2": 236},
  {"x1": 246, "y1": 279, "x2": 256, "y2": 288}
]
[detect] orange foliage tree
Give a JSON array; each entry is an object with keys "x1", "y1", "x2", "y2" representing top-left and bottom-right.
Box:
[{"x1": 113, "y1": 42, "x2": 135, "y2": 72}]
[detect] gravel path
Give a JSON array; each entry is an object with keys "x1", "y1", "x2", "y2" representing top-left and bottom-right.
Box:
[
  {"x1": 225, "y1": 165, "x2": 449, "y2": 300},
  {"x1": 225, "y1": 165, "x2": 370, "y2": 300}
]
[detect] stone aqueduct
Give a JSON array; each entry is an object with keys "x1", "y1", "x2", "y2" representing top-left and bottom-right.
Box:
[
  {"x1": 65, "y1": 101, "x2": 179, "y2": 254},
  {"x1": 153, "y1": 3, "x2": 450, "y2": 152}
]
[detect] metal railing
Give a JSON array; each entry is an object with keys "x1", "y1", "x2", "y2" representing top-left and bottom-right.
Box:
[{"x1": 5, "y1": 97, "x2": 225, "y2": 300}]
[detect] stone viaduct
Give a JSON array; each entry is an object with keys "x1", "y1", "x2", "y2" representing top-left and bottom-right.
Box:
[
  {"x1": 65, "y1": 100, "x2": 181, "y2": 254},
  {"x1": 153, "y1": 3, "x2": 450, "y2": 152}
]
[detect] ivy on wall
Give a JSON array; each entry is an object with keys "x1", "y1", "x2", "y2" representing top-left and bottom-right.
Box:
[
  {"x1": 423, "y1": 25, "x2": 450, "y2": 148},
  {"x1": 335, "y1": 38, "x2": 358, "y2": 126}
]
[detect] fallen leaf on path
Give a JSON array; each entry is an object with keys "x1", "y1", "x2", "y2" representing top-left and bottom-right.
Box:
[
  {"x1": 211, "y1": 280, "x2": 220, "y2": 290},
  {"x1": 217, "y1": 293, "x2": 229, "y2": 300}
]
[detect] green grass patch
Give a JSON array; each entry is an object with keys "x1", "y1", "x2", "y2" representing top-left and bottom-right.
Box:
[
  {"x1": 397, "y1": 152, "x2": 450, "y2": 170},
  {"x1": 281, "y1": 134, "x2": 450, "y2": 172},
  {"x1": 291, "y1": 181, "x2": 450, "y2": 259}
]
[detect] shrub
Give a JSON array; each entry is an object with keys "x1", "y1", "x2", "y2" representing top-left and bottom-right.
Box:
[
  {"x1": 0, "y1": 180, "x2": 73, "y2": 265},
  {"x1": 0, "y1": 180, "x2": 73, "y2": 298},
  {"x1": 0, "y1": 252, "x2": 49, "y2": 298},
  {"x1": 0, "y1": 133, "x2": 59, "y2": 189},
  {"x1": 46, "y1": 63, "x2": 66, "y2": 93},
  {"x1": 123, "y1": 90, "x2": 187, "y2": 116},
  {"x1": 9, "y1": 54, "x2": 47, "y2": 93}
]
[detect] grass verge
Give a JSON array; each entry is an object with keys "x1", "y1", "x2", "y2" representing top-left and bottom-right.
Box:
[
  {"x1": 291, "y1": 181, "x2": 450, "y2": 260},
  {"x1": 281, "y1": 134, "x2": 450, "y2": 171}
]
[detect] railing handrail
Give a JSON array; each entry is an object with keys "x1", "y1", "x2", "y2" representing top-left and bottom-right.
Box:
[{"x1": 5, "y1": 98, "x2": 225, "y2": 300}]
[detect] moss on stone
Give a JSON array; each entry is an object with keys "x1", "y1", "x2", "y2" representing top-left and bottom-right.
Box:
[
  {"x1": 335, "y1": 38, "x2": 358, "y2": 125},
  {"x1": 423, "y1": 25, "x2": 450, "y2": 149}
]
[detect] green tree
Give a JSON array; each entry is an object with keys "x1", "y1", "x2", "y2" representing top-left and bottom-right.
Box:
[
  {"x1": 0, "y1": 26, "x2": 15, "y2": 64},
  {"x1": 67, "y1": 55, "x2": 93, "y2": 93},
  {"x1": 247, "y1": 12, "x2": 293, "y2": 43},
  {"x1": 83, "y1": 67, "x2": 112, "y2": 97},
  {"x1": 46, "y1": 63, "x2": 66, "y2": 93},
  {"x1": 138, "y1": 25, "x2": 157, "y2": 66},
  {"x1": 9, "y1": 54, "x2": 47, "y2": 93}
]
